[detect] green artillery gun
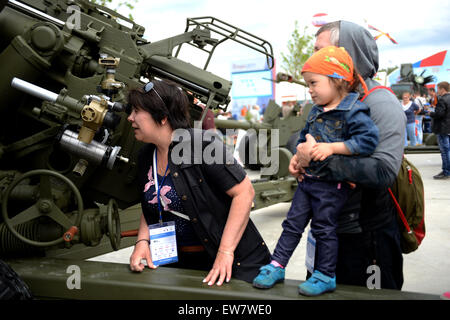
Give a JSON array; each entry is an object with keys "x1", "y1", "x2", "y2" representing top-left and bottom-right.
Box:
[{"x1": 0, "y1": 0, "x2": 291, "y2": 297}]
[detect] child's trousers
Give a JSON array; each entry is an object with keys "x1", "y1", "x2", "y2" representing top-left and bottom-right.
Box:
[{"x1": 271, "y1": 176, "x2": 350, "y2": 277}]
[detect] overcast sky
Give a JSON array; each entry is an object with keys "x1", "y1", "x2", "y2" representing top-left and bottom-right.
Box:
[
  {"x1": 118, "y1": 0, "x2": 449, "y2": 74},
  {"x1": 110, "y1": 0, "x2": 449, "y2": 101}
]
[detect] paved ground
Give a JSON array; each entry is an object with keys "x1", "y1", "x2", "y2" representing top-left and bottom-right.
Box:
[{"x1": 91, "y1": 153, "x2": 450, "y2": 296}]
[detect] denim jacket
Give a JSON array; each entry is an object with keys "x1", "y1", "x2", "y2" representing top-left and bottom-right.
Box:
[{"x1": 299, "y1": 92, "x2": 379, "y2": 174}]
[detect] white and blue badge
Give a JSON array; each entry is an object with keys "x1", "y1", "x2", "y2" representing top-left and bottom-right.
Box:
[
  {"x1": 147, "y1": 149, "x2": 179, "y2": 266},
  {"x1": 148, "y1": 221, "x2": 178, "y2": 266}
]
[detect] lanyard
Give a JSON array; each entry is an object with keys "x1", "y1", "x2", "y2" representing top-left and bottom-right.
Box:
[{"x1": 153, "y1": 149, "x2": 169, "y2": 224}]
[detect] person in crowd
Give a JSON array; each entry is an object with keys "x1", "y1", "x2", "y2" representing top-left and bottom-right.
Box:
[
  {"x1": 261, "y1": 103, "x2": 267, "y2": 115},
  {"x1": 248, "y1": 105, "x2": 261, "y2": 123},
  {"x1": 428, "y1": 87, "x2": 438, "y2": 108},
  {"x1": 289, "y1": 21, "x2": 406, "y2": 290},
  {"x1": 413, "y1": 91, "x2": 427, "y2": 145},
  {"x1": 423, "y1": 102, "x2": 434, "y2": 134},
  {"x1": 430, "y1": 81, "x2": 450, "y2": 179},
  {"x1": 402, "y1": 91, "x2": 420, "y2": 146},
  {"x1": 281, "y1": 102, "x2": 295, "y2": 118},
  {"x1": 240, "y1": 105, "x2": 248, "y2": 119},
  {"x1": 216, "y1": 111, "x2": 238, "y2": 146},
  {"x1": 127, "y1": 79, "x2": 271, "y2": 285},
  {"x1": 252, "y1": 46, "x2": 379, "y2": 296}
]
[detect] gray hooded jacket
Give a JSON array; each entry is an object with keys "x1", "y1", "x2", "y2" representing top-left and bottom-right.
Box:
[
  {"x1": 340, "y1": 21, "x2": 406, "y2": 179},
  {"x1": 316, "y1": 21, "x2": 406, "y2": 232}
]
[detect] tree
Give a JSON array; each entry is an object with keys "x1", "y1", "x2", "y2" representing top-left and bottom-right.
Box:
[
  {"x1": 90, "y1": 0, "x2": 138, "y2": 20},
  {"x1": 280, "y1": 22, "x2": 315, "y2": 87},
  {"x1": 379, "y1": 66, "x2": 398, "y2": 76}
]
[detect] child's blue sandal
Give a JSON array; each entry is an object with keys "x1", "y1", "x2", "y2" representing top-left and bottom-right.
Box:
[
  {"x1": 298, "y1": 270, "x2": 336, "y2": 296},
  {"x1": 252, "y1": 264, "x2": 285, "y2": 289}
]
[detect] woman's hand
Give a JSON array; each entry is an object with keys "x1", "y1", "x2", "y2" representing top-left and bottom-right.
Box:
[
  {"x1": 129, "y1": 240, "x2": 157, "y2": 272},
  {"x1": 129, "y1": 214, "x2": 156, "y2": 272},
  {"x1": 203, "y1": 250, "x2": 234, "y2": 286},
  {"x1": 202, "y1": 176, "x2": 253, "y2": 286}
]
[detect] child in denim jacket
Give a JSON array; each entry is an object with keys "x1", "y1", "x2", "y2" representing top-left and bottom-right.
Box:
[{"x1": 253, "y1": 46, "x2": 379, "y2": 296}]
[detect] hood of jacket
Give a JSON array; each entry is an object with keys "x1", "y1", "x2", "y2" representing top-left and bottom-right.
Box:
[{"x1": 338, "y1": 21, "x2": 379, "y2": 80}]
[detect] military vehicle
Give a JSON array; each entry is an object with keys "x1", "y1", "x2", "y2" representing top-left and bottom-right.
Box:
[
  {"x1": 390, "y1": 63, "x2": 434, "y2": 99},
  {"x1": 214, "y1": 97, "x2": 311, "y2": 172},
  {"x1": 212, "y1": 71, "x2": 312, "y2": 174},
  {"x1": 390, "y1": 63, "x2": 439, "y2": 153}
]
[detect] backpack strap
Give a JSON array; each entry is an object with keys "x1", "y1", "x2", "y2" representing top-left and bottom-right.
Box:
[
  {"x1": 360, "y1": 85, "x2": 395, "y2": 102},
  {"x1": 388, "y1": 187, "x2": 412, "y2": 234}
]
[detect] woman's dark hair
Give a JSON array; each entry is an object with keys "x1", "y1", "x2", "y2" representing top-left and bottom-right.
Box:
[
  {"x1": 127, "y1": 79, "x2": 191, "y2": 129},
  {"x1": 401, "y1": 91, "x2": 411, "y2": 97},
  {"x1": 328, "y1": 65, "x2": 364, "y2": 97}
]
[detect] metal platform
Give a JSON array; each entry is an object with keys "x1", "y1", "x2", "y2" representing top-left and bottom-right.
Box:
[
  {"x1": 8, "y1": 258, "x2": 440, "y2": 300},
  {"x1": 404, "y1": 145, "x2": 440, "y2": 154}
]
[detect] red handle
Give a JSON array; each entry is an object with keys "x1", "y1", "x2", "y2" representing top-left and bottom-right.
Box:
[
  {"x1": 63, "y1": 226, "x2": 79, "y2": 242},
  {"x1": 121, "y1": 229, "x2": 138, "y2": 238}
]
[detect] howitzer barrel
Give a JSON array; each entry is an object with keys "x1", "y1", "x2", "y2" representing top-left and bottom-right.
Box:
[
  {"x1": 214, "y1": 118, "x2": 272, "y2": 131},
  {"x1": 11, "y1": 77, "x2": 85, "y2": 113},
  {"x1": 11, "y1": 77, "x2": 58, "y2": 102},
  {"x1": 7, "y1": 0, "x2": 65, "y2": 27},
  {"x1": 59, "y1": 129, "x2": 127, "y2": 170}
]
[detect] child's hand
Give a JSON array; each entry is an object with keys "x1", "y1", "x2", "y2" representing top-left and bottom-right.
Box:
[{"x1": 310, "y1": 143, "x2": 333, "y2": 161}]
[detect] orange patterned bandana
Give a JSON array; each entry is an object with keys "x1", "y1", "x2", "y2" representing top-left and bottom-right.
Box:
[{"x1": 302, "y1": 46, "x2": 355, "y2": 84}]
